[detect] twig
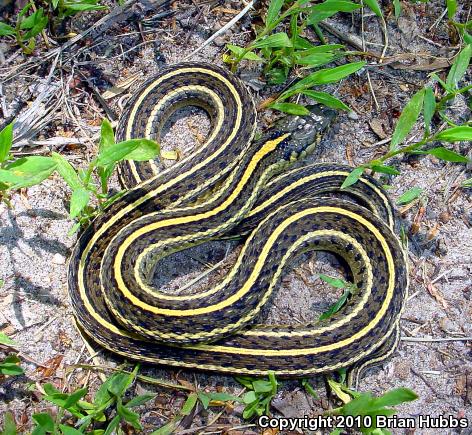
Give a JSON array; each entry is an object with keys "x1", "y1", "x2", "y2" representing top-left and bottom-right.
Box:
[
  {"x1": 402, "y1": 336, "x2": 472, "y2": 342},
  {"x1": 410, "y1": 368, "x2": 444, "y2": 398},
  {"x1": 185, "y1": 0, "x2": 255, "y2": 60}
]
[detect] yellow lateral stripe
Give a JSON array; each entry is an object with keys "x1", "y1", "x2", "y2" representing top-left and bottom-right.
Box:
[
  {"x1": 111, "y1": 134, "x2": 290, "y2": 315},
  {"x1": 77, "y1": 68, "x2": 245, "y2": 329},
  {"x1": 249, "y1": 170, "x2": 394, "y2": 229},
  {"x1": 107, "y1": 230, "x2": 372, "y2": 341},
  {"x1": 189, "y1": 209, "x2": 395, "y2": 355},
  {"x1": 129, "y1": 85, "x2": 225, "y2": 183}
]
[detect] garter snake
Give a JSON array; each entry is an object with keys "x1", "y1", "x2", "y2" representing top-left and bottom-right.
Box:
[{"x1": 68, "y1": 62, "x2": 408, "y2": 381}]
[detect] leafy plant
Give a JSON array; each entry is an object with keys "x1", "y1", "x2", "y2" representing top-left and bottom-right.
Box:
[
  {"x1": 52, "y1": 118, "x2": 159, "y2": 233},
  {"x1": 235, "y1": 371, "x2": 278, "y2": 419},
  {"x1": 26, "y1": 365, "x2": 155, "y2": 434},
  {"x1": 318, "y1": 274, "x2": 357, "y2": 320},
  {"x1": 341, "y1": 43, "x2": 472, "y2": 189},
  {"x1": 0, "y1": 0, "x2": 107, "y2": 54},
  {"x1": 0, "y1": 119, "x2": 159, "y2": 234},
  {"x1": 223, "y1": 0, "x2": 376, "y2": 115},
  {"x1": 0, "y1": 122, "x2": 58, "y2": 206},
  {"x1": 0, "y1": 4, "x2": 48, "y2": 54},
  {"x1": 327, "y1": 379, "x2": 418, "y2": 434}
]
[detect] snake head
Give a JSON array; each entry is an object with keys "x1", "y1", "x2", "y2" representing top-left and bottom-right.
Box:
[{"x1": 269, "y1": 104, "x2": 337, "y2": 162}]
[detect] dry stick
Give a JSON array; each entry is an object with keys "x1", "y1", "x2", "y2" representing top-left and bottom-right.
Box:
[
  {"x1": 360, "y1": 2, "x2": 380, "y2": 111},
  {"x1": 185, "y1": 0, "x2": 255, "y2": 60},
  {"x1": 402, "y1": 336, "x2": 472, "y2": 342},
  {"x1": 410, "y1": 368, "x2": 444, "y2": 399}
]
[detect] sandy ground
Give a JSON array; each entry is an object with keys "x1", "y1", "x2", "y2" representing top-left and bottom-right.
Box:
[{"x1": 0, "y1": 0, "x2": 471, "y2": 433}]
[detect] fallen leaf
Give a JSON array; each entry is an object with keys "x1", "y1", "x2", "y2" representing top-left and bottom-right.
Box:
[
  {"x1": 36, "y1": 355, "x2": 64, "y2": 378},
  {"x1": 426, "y1": 282, "x2": 449, "y2": 310}
]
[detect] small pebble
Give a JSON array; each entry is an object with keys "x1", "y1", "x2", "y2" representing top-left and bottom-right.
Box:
[
  {"x1": 52, "y1": 253, "x2": 66, "y2": 265},
  {"x1": 439, "y1": 210, "x2": 451, "y2": 223},
  {"x1": 347, "y1": 111, "x2": 359, "y2": 120}
]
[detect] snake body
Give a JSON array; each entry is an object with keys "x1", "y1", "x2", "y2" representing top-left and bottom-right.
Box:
[{"x1": 68, "y1": 63, "x2": 408, "y2": 381}]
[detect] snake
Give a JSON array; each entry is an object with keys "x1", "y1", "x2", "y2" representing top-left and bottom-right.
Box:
[{"x1": 68, "y1": 62, "x2": 408, "y2": 384}]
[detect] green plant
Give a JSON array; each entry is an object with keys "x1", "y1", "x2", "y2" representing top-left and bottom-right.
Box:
[
  {"x1": 0, "y1": 333, "x2": 25, "y2": 381},
  {"x1": 223, "y1": 0, "x2": 381, "y2": 115},
  {"x1": 341, "y1": 43, "x2": 472, "y2": 189},
  {"x1": 0, "y1": 3, "x2": 48, "y2": 54},
  {"x1": 52, "y1": 119, "x2": 159, "y2": 234},
  {"x1": 327, "y1": 379, "x2": 418, "y2": 434},
  {"x1": 0, "y1": 0, "x2": 107, "y2": 54},
  {"x1": 318, "y1": 274, "x2": 358, "y2": 320},
  {"x1": 0, "y1": 122, "x2": 58, "y2": 206},
  {"x1": 0, "y1": 119, "x2": 159, "y2": 233},
  {"x1": 25, "y1": 365, "x2": 155, "y2": 434},
  {"x1": 235, "y1": 371, "x2": 278, "y2": 419}
]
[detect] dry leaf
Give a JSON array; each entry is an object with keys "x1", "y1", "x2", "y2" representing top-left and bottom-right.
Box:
[
  {"x1": 426, "y1": 282, "x2": 449, "y2": 310},
  {"x1": 36, "y1": 354, "x2": 64, "y2": 378}
]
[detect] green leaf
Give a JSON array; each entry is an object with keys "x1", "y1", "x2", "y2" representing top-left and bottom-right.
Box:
[
  {"x1": 117, "y1": 399, "x2": 141, "y2": 430},
  {"x1": 252, "y1": 380, "x2": 273, "y2": 393},
  {"x1": 266, "y1": 0, "x2": 284, "y2": 26},
  {"x1": 99, "y1": 119, "x2": 115, "y2": 152},
  {"x1": 151, "y1": 419, "x2": 179, "y2": 435},
  {"x1": 61, "y1": 2, "x2": 107, "y2": 12},
  {"x1": 123, "y1": 139, "x2": 160, "y2": 161},
  {"x1": 69, "y1": 188, "x2": 90, "y2": 219},
  {"x1": 226, "y1": 44, "x2": 263, "y2": 61},
  {"x1": 97, "y1": 139, "x2": 158, "y2": 166},
  {"x1": 125, "y1": 393, "x2": 156, "y2": 408},
  {"x1": 462, "y1": 178, "x2": 472, "y2": 187},
  {"x1": 371, "y1": 388, "x2": 418, "y2": 408},
  {"x1": 63, "y1": 387, "x2": 88, "y2": 409},
  {"x1": 301, "y1": 379, "x2": 318, "y2": 398},
  {"x1": 269, "y1": 102, "x2": 310, "y2": 116},
  {"x1": 107, "y1": 367, "x2": 137, "y2": 398},
  {"x1": 301, "y1": 90, "x2": 350, "y2": 111},
  {"x1": 0, "y1": 22, "x2": 15, "y2": 36},
  {"x1": 363, "y1": 0, "x2": 383, "y2": 17},
  {"x1": 103, "y1": 415, "x2": 120, "y2": 435},
  {"x1": 294, "y1": 52, "x2": 336, "y2": 67},
  {"x1": 319, "y1": 289, "x2": 351, "y2": 320},
  {"x1": 423, "y1": 87, "x2": 435, "y2": 135},
  {"x1": 446, "y1": 0, "x2": 457, "y2": 19},
  {"x1": 390, "y1": 89, "x2": 425, "y2": 150},
  {"x1": 396, "y1": 187, "x2": 423, "y2": 205},
  {"x1": 32, "y1": 413, "x2": 54, "y2": 432},
  {"x1": 341, "y1": 167, "x2": 364, "y2": 189},
  {"x1": 0, "y1": 332, "x2": 16, "y2": 346},
  {"x1": 0, "y1": 122, "x2": 13, "y2": 162},
  {"x1": 369, "y1": 164, "x2": 400, "y2": 175},
  {"x1": 446, "y1": 44, "x2": 471, "y2": 88},
  {"x1": 197, "y1": 392, "x2": 211, "y2": 409},
  {"x1": 393, "y1": 0, "x2": 401, "y2": 18},
  {"x1": 319, "y1": 274, "x2": 349, "y2": 288},
  {"x1": 1, "y1": 412, "x2": 17, "y2": 435},
  {"x1": 59, "y1": 425, "x2": 83, "y2": 435},
  {"x1": 0, "y1": 358, "x2": 24, "y2": 375},
  {"x1": 243, "y1": 391, "x2": 257, "y2": 404},
  {"x1": 308, "y1": 0, "x2": 362, "y2": 25},
  {"x1": 423, "y1": 147, "x2": 468, "y2": 163},
  {"x1": 286, "y1": 62, "x2": 365, "y2": 96},
  {"x1": 51, "y1": 152, "x2": 81, "y2": 190},
  {"x1": 181, "y1": 393, "x2": 198, "y2": 416},
  {"x1": 435, "y1": 126, "x2": 472, "y2": 142},
  {"x1": 22, "y1": 11, "x2": 48, "y2": 40},
  {"x1": 96, "y1": 141, "x2": 140, "y2": 166},
  {"x1": 4, "y1": 156, "x2": 57, "y2": 189},
  {"x1": 252, "y1": 32, "x2": 293, "y2": 49},
  {"x1": 266, "y1": 67, "x2": 289, "y2": 85}
]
